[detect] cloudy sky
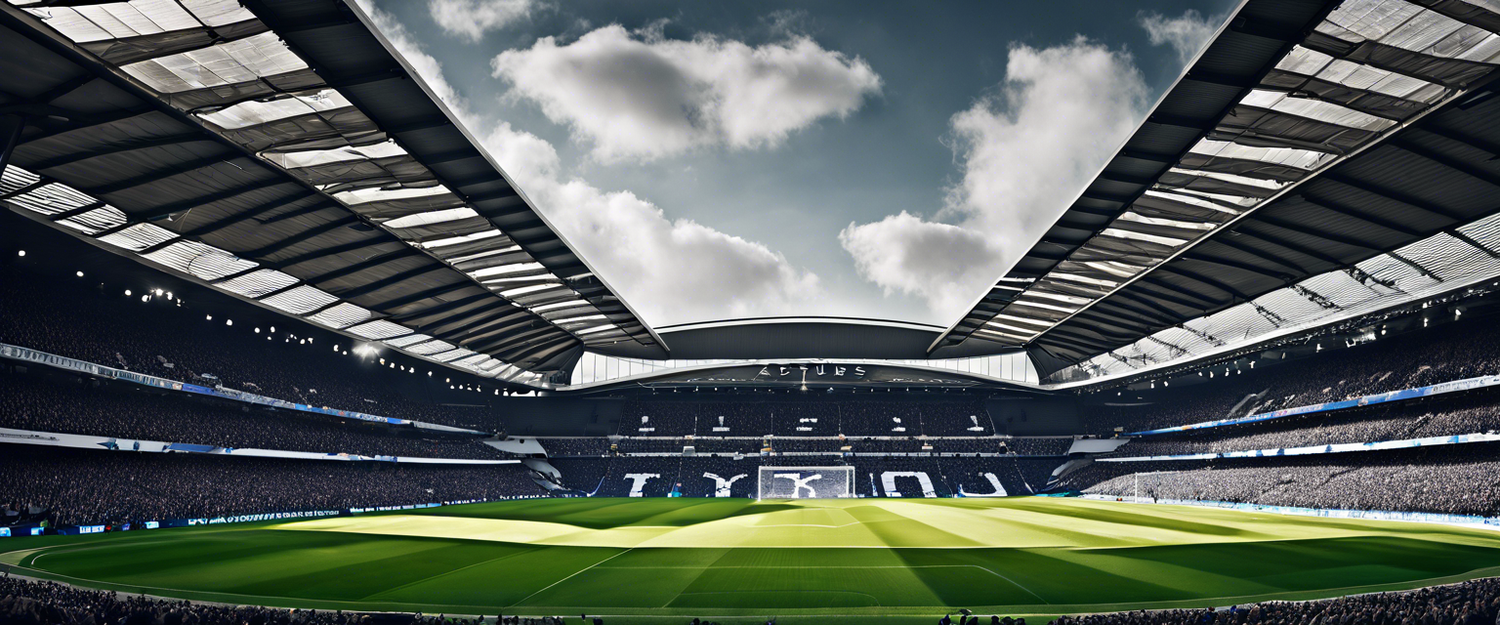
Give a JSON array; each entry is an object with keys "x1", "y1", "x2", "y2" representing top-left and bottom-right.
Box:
[{"x1": 355, "y1": 0, "x2": 1238, "y2": 327}]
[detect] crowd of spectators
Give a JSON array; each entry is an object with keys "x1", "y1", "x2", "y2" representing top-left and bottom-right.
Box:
[
  {"x1": 617, "y1": 399, "x2": 998, "y2": 437},
  {"x1": 1048, "y1": 577, "x2": 1500, "y2": 625},
  {"x1": 0, "y1": 266, "x2": 504, "y2": 431},
  {"x1": 539, "y1": 455, "x2": 1057, "y2": 498},
  {"x1": 1086, "y1": 316, "x2": 1500, "y2": 434},
  {"x1": 1119, "y1": 390, "x2": 1500, "y2": 458},
  {"x1": 537, "y1": 436, "x2": 1073, "y2": 458},
  {"x1": 1069, "y1": 444, "x2": 1500, "y2": 517},
  {"x1": 0, "y1": 446, "x2": 541, "y2": 528},
  {"x1": 0, "y1": 373, "x2": 508, "y2": 460},
  {"x1": 1, "y1": 569, "x2": 1496, "y2": 625},
  {"x1": 0, "y1": 577, "x2": 495, "y2": 625}
]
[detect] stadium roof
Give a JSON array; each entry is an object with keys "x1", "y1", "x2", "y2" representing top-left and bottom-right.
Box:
[
  {"x1": 0, "y1": 0, "x2": 665, "y2": 385},
  {"x1": 933, "y1": 0, "x2": 1500, "y2": 379}
]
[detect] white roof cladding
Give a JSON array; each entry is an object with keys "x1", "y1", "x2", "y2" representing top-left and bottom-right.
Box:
[
  {"x1": 0, "y1": 0, "x2": 669, "y2": 384},
  {"x1": 936, "y1": 0, "x2": 1500, "y2": 378}
]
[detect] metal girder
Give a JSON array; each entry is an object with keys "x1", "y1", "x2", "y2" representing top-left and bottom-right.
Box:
[
  {"x1": 238, "y1": 215, "x2": 360, "y2": 257},
  {"x1": 1134, "y1": 275, "x2": 1219, "y2": 309},
  {"x1": 1451, "y1": 230, "x2": 1500, "y2": 258},
  {"x1": 18, "y1": 107, "x2": 159, "y2": 144},
  {"x1": 1387, "y1": 251, "x2": 1440, "y2": 280},
  {"x1": 1210, "y1": 236, "x2": 1312, "y2": 274},
  {"x1": 46, "y1": 199, "x2": 104, "y2": 221},
  {"x1": 1154, "y1": 264, "x2": 1252, "y2": 301},
  {"x1": 1232, "y1": 226, "x2": 1347, "y2": 267},
  {"x1": 1113, "y1": 290, "x2": 1190, "y2": 324},
  {"x1": 1297, "y1": 192, "x2": 1423, "y2": 236},
  {"x1": 0, "y1": 114, "x2": 24, "y2": 172},
  {"x1": 1180, "y1": 251, "x2": 1293, "y2": 281},
  {"x1": 503, "y1": 333, "x2": 582, "y2": 366},
  {"x1": 135, "y1": 178, "x2": 293, "y2": 222},
  {"x1": 334, "y1": 265, "x2": 449, "y2": 300},
  {"x1": 366, "y1": 282, "x2": 471, "y2": 311},
  {"x1": 1320, "y1": 172, "x2": 1466, "y2": 221},
  {"x1": 185, "y1": 192, "x2": 324, "y2": 235},
  {"x1": 1417, "y1": 123, "x2": 1500, "y2": 159},
  {"x1": 1387, "y1": 137, "x2": 1500, "y2": 189},
  {"x1": 85, "y1": 153, "x2": 239, "y2": 196},
  {"x1": 1254, "y1": 214, "x2": 1385, "y2": 252},
  {"x1": 24, "y1": 132, "x2": 209, "y2": 171},
  {"x1": 1092, "y1": 296, "x2": 1180, "y2": 328},
  {"x1": 300, "y1": 247, "x2": 424, "y2": 285},
  {"x1": 386, "y1": 292, "x2": 493, "y2": 322}
]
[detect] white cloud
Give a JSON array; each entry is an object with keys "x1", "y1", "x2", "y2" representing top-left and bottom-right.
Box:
[
  {"x1": 355, "y1": 1, "x2": 821, "y2": 325},
  {"x1": 357, "y1": 0, "x2": 471, "y2": 124},
  {"x1": 483, "y1": 123, "x2": 821, "y2": 324},
  {"x1": 490, "y1": 25, "x2": 882, "y2": 162},
  {"x1": 1139, "y1": 9, "x2": 1222, "y2": 65},
  {"x1": 841, "y1": 37, "x2": 1150, "y2": 316},
  {"x1": 838, "y1": 212, "x2": 1003, "y2": 315},
  {"x1": 428, "y1": 0, "x2": 539, "y2": 42}
]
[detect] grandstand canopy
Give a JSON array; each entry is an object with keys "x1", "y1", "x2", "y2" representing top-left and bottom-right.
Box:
[
  {"x1": 0, "y1": 0, "x2": 664, "y2": 386},
  {"x1": 934, "y1": 0, "x2": 1500, "y2": 379},
  {"x1": 8, "y1": 0, "x2": 1500, "y2": 387}
]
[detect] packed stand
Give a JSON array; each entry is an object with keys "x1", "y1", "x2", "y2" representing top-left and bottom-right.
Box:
[
  {"x1": 1066, "y1": 443, "x2": 1500, "y2": 517},
  {"x1": 0, "y1": 372, "x2": 509, "y2": 459},
  {"x1": 1118, "y1": 390, "x2": 1500, "y2": 457},
  {"x1": 0, "y1": 577, "x2": 494, "y2": 625},
  {"x1": 0, "y1": 266, "x2": 505, "y2": 430},
  {"x1": 0, "y1": 446, "x2": 542, "y2": 528},
  {"x1": 1085, "y1": 316, "x2": 1500, "y2": 434},
  {"x1": 1048, "y1": 577, "x2": 1499, "y2": 625}
]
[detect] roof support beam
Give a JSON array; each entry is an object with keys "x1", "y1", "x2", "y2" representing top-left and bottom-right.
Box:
[
  {"x1": 386, "y1": 292, "x2": 493, "y2": 322},
  {"x1": 1134, "y1": 276, "x2": 1218, "y2": 309},
  {"x1": 137, "y1": 178, "x2": 293, "y2": 222},
  {"x1": 85, "y1": 153, "x2": 237, "y2": 196},
  {"x1": 238, "y1": 215, "x2": 360, "y2": 257},
  {"x1": 1154, "y1": 265, "x2": 1252, "y2": 301},
  {"x1": 1254, "y1": 214, "x2": 1385, "y2": 252},
  {"x1": 1210, "y1": 236, "x2": 1311, "y2": 274},
  {"x1": 46, "y1": 199, "x2": 104, "y2": 221},
  {"x1": 1298, "y1": 192, "x2": 1423, "y2": 236},
  {"x1": 1451, "y1": 230, "x2": 1500, "y2": 259},
  {"x1": 24, "y1": 132, "x2": 207, "y2": 171},
  {"x1": 1320, "y1": 172, "x2": 1466, "y2": 221},
  {"x1": 1387, "y1": 138, "x2": 1500, "y2": 189},
  {"x1": 184, "y1": 192, "x2": 323, "y2": 236},
  {"x1": 1180, "y1": 251, "x2": 1293, "y2": 281},
  {"x1": 366, "y1": 282, "x2": 471, "y2": 311},
  {"x1": 1387, "y1": 251, "x2": 1441, "y2": 280},
  {"x1": 301, "y1": 247, "x2": 425, "y2": 285},
  {"x1": 333, "y1": 265, "x2": 448, "y2": 300},
  {"x1": 1232, "y1": 226, "x2": 1347, "y2": 267},
  {"x1": 0, "y1": 114, "x2": 23, "y2": 173}
]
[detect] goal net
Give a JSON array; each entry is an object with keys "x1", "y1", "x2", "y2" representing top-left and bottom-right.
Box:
[{"x1": 757, "y1": 465, "x2": 855, "y2": 499}]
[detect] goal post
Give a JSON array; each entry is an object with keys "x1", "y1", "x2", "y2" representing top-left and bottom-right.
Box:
[{"x1": 757, "y1": 465, "x2": 855, "y2": 499}]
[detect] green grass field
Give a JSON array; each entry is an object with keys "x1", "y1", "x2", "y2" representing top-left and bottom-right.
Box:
[{"x1": 4, "y1": 497, "x2": 1500, "y2": 623}]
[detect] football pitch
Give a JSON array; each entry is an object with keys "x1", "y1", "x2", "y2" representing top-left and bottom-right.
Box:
[{"x1": 4, "y1": 497, "x2": 1500, "y2": 622}]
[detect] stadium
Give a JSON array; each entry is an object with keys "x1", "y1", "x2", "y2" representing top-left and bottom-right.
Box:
[{"x1": 1, "y1": 0, "x2": 1500, "y2": 623}]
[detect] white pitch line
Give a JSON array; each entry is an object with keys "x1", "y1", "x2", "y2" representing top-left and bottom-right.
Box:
[{"x1": 507, "y1": 548, "x2": 633, "y2": 608}]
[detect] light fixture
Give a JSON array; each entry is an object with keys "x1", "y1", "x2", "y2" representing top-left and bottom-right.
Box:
[
  {"x1": 206, "y1": 315, "x2": 212, "y2": 321},
  {"x1": 124, "y1": 290, "x2": 132, "y2": 296},
  {"x1": 75, "y1": 271, "x2": 84, "y2": 277},
  {"x1": 226, "y1": 319, "x2": 233, "y2": 326},
  {"x1": 16, "y1": 250, "x2": 24, "y2": 257}
]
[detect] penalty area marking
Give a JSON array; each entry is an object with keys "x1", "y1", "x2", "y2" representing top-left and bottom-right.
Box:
[{"x1": 506, "y1": 548, "x2": 634, "y2": 608}]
